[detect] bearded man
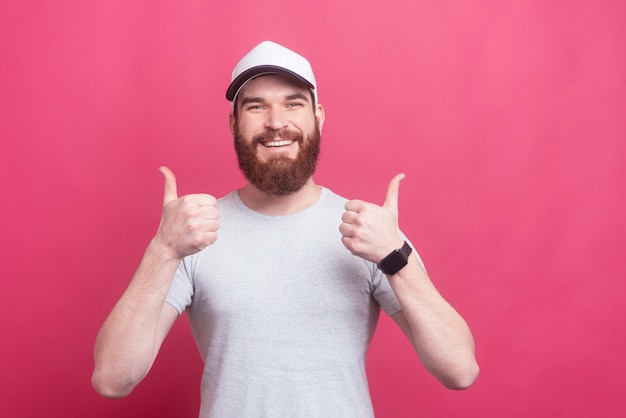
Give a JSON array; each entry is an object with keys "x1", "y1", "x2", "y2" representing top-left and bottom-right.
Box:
[{"x1": 92, "y1": 41, "x2": 479, "y2": 418}]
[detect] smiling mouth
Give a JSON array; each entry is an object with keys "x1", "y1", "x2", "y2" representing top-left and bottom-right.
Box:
[{"x1": 262, "y1": 140, "x2": 295, "y2": 148}]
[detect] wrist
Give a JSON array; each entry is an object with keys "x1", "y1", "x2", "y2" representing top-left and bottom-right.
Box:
[
  {"x1": 378, "y1": 241, "x2": 412, "y2": 275},
  {"x1": 148, "y1": 236, "x2": 183, "y2": 262}
]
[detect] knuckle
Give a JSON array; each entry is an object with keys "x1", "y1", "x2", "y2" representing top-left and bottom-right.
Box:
[
  {"x1": 182, "y1": 208, "x2": 198, "y2": 220},
  {"x1": 187, "y1": 220, "x2": 201, "y2": 232}
]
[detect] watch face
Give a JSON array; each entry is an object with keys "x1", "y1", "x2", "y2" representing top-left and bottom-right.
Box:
[{"x1": 378, "y1": 242, "x2": 411, "y2": 275}]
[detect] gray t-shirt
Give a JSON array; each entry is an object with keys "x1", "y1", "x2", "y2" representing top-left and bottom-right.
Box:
[{"x1": 166, "y1": 187, "x2": 404, "y2": 417}]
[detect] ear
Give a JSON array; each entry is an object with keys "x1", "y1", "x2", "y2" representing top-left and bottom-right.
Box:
[
  {"x1": 229, "y1": 110, "x2": 236, "y2": 135},
  {"x1": 315, "y1": 103, "x2": 325, "y2": 133}
]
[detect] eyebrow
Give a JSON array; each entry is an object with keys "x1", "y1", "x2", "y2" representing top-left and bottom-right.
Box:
[
  {"x1": 240, "y1": 97, "x2": 265, "y2": 107},
  {"x1": 285, "y1": 93, "x2": 310, "y2": 103},
  {"x1": 240, "y1": 92, "x2": 310, "y2": 107}
]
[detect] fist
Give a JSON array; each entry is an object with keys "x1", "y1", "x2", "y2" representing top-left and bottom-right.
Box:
[
  {"x1": 339, "y1": 174, "x2": 406, "y2": 263},
  {"x1": 155, "y1": 166, "x2": 219, "y2": 259}
]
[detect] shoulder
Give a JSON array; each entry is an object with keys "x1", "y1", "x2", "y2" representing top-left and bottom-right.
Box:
[
  {"x1": 319, "y1": 187, "x2": 349, "y2": 208},
  {"x1": 216, "y1": 191, "x2": 238, "y2": 208}
]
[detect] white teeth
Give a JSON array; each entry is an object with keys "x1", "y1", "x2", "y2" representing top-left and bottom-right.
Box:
[{"x1": 264, "y1": 140, "x2": 294, "y2": 147}]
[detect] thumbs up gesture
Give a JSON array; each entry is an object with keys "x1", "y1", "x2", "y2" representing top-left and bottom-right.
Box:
[
  {"x1": 155, "y1": 166, "x2": 219, "y2": 260},
  {"x1": 339, "y1": 174, "x2": 406, "y2": 264}
]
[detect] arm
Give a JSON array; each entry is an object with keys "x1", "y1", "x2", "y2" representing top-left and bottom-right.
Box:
[
  {"x1": 92, "y1": 167, "x2": 219, "y2": 397},
  {"x1": 339, "y1": 174, "x2": 479, "y2": 389},
  {"x1": 388, "y1": 259, "x2": 478, "y2": 389}
]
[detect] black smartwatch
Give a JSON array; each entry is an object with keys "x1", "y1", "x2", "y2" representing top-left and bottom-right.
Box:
[{"x1": 378, "y1": 241, "x2": 412, "y2": 275}]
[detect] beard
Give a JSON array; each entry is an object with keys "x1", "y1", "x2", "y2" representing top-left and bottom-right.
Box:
[{"x1": 233, "y1": 121, "x2": 321, "y2": 196}]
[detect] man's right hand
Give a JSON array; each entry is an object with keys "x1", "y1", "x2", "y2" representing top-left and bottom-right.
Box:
[{"x1": 155, "y1": 166, "x2": 219, "y2": 260}]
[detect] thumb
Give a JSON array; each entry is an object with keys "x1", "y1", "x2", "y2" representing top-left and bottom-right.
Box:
[
  {"x1": 159, "y1": 166, "x2": 178, "y2": 206},
  {"x1": 383, "y1": 173, "x2": 406, "y2": 215}
]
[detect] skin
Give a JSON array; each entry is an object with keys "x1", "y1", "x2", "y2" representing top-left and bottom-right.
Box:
[
  {"x1": 91, "y1": 74, "x2": 478, "y2": 398},
  {"x1": 341, "y1": 175, "x2": 480, "y2": 388},
  {"x1": 230, "y1": 74, "x2": 326, "y2": 215}
]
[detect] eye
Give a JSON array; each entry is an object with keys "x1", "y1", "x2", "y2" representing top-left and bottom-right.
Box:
[{"x1": 246, "y1": 104, "x2": 264, "y2": 111}]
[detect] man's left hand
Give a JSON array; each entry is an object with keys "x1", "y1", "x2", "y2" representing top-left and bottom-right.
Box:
[{"x1": 340, "y1": 173, "x2": 407, "y2": 264}]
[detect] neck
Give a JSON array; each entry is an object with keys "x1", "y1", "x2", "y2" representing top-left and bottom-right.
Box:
[{"x1": 238, "y1": 178, "x2": 321, "y2": 216}]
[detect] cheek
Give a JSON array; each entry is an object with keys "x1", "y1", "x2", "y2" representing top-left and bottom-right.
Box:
[
  {"x1": 291, "y1": 115, "x2": 316, "y2": 132},
  {"x1": 239, "y1": 118, "x2": 268, "y2": 138}
]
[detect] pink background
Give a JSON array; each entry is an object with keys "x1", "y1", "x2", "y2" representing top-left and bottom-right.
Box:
[{"x1": 2, "y1": 1, "x2": 625, "y2": 417}]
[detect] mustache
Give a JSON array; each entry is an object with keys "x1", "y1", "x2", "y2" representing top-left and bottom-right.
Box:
[{"x1": 253, "y1": 129, "x2": 303, "y2": 144}]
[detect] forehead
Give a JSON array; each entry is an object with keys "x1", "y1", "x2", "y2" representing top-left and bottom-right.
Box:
[{"x1": 237, "y1": 74, "x2": 311, "y2": 102}]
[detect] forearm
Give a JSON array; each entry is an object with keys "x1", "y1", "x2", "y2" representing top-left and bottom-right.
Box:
[
  {"x1": 388, "y1": 257, "x2": 479, "y2": 389},
  {"x1": 92, "y1": 238, "x2": 180, "y2": 397}
]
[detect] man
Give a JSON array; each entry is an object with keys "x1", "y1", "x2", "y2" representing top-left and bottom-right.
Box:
[{"x1": 92, "y1": 41, "x2": 479, "y2": 417}]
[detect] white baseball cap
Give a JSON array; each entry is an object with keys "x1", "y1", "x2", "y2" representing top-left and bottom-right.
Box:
[{"x1": 226, "y1": 41, "x2": 318, "y2": 104}]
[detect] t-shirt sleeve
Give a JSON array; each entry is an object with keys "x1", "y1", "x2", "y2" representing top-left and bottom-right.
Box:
[
  {"x1": 372, "y1": 266, "x2": 402, "y2": 315},
  {"x1": 165, "y1": 258, "x2": 194, "y2": 315}
]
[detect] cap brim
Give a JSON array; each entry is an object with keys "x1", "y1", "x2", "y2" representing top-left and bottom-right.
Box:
[{"x1": 226, "y1": 65, "x2": 315, "y2": 101}]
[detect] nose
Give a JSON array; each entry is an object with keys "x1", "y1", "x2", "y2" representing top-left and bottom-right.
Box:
[{"x1": 264, "y1": 106, "x2": 288, "y2": 131}]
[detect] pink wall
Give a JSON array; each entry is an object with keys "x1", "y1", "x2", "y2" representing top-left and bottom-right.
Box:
[{"x1": 2, "y1": 1, "x2": 625, "y2": 417}]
